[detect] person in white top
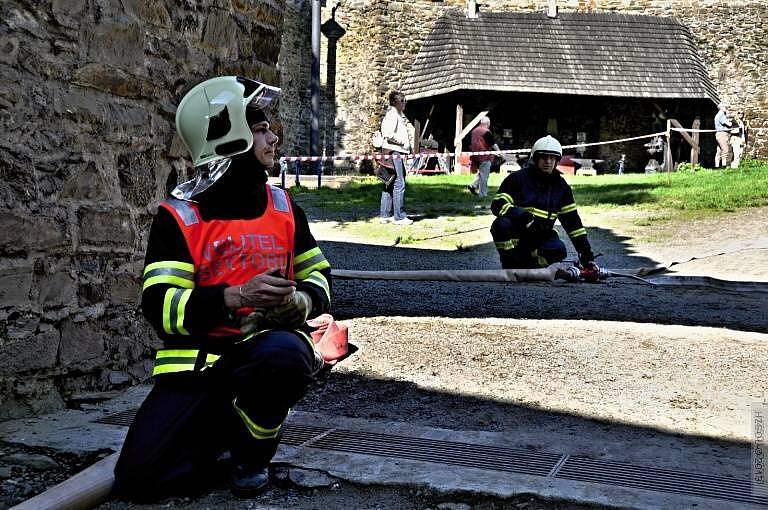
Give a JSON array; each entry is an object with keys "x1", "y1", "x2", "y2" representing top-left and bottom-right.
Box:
[{"x1": 378, "y1": 91, "x2": 413, "y2": 225}]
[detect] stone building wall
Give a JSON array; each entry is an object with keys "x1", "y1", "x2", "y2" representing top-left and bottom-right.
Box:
[
  {"x1": 281, "y1": 0, "x2": 767, "y2": 163},
  {"x1": 0, "y1": 0, "x2": 285, "y2": 419}
]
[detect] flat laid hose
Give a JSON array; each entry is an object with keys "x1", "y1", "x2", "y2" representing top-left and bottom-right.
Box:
[{"x1": 9, "y1": 452, "x2": 117, "y2": 510}]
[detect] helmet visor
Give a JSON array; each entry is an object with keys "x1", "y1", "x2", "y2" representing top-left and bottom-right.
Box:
[{"x1": 238, "y1": 77, "x2": 281, "y2": 116}]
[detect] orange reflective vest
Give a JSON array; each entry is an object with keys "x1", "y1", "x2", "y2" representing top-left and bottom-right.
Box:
[{"x1": 160, "y1": 184, "x2": 296, "y2": 337}]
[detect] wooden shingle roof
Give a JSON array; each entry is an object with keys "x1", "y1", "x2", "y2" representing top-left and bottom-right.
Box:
[{"x1": 402, "y1": 11, "x2": 719, "y2": 102}]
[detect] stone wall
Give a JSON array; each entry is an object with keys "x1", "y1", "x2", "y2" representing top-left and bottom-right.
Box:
[
  {"x1": 0, "y1": 0, "x2": 285, "y2": 419},
  {"x1": 281, "y1": 0, "x2": 767, "y2": 162}
]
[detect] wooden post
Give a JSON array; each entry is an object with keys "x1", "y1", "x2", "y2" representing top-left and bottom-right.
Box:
[
  {"x1": 413, "y1": 119, "x2": 421, "y2": 155},
  {"x1": 454, "y1": 103, "x2": 463, "y2": 174},
  {"x1": 691, "y1": 117, "x2": 700, "y2": 166}
]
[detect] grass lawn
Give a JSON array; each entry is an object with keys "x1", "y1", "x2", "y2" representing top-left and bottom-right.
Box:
[{"x1": 289, "y1": 161, "x2": 767, "y2": 248}]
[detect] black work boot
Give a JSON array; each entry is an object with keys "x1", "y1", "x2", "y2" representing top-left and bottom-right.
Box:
[
  {"x1": 228, "y1": 433, "x2": 280, "y2": 498},
  {"x1": 229, "y1": 462, "x2": 269, "y2": 497}
]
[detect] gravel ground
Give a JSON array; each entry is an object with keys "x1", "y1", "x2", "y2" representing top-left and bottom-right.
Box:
[{"x1": 4, "y1": 202, "x2": 766, "y2": 510}]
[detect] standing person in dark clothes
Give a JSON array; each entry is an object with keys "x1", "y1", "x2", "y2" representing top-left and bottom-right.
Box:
[
  {"x1": 113, "y1": 76, "x2": 331, "y2": 501},
  {"x1": 467, "y1": 116, "x2": 502, "y2": 199},
  {"x1": 490, "y1": 135, "x2": 596, "y2": 270}
]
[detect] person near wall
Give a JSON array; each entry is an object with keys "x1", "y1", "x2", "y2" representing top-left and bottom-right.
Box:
[
  {"x1": 729, "y1": 110, "x2": 747, "y2": 168},
  {"x1": 467, "y1": 116, "x2": 502, "y2": 199},
  {"x1": 490, "y1": 135, "x2": 596, "y2": 270},
  {"x1": 714, "y1": 103, "x2": 733, "y2": 168},
  {"x1": 113, "y1": 76, "x2": 332, "y2": 501},
  {"x1": 379, "y1": 90, "x2": 413, "y2": 225}
]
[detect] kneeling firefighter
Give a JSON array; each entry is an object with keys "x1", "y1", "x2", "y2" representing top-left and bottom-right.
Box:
[
  {"x1": 490, "y1": 135, "x2": 596, "y2": 269},
  {"x1": 113, "y1": 76, "x2": 332, "y2": 500}
]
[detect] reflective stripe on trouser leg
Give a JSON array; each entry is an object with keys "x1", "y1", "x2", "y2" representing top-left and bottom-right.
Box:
[{"x1": 232, "y1": 398, "x2": 283, "y2": 440}]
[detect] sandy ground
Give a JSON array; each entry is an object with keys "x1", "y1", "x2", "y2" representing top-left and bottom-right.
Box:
[{"x1": 4, "y1": 196, "x2": 767, "y2": 510}]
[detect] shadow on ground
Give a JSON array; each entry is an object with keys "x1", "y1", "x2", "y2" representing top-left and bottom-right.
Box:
[{"x1": 319, "y1": 236, "x2": 768, "y2": 333}]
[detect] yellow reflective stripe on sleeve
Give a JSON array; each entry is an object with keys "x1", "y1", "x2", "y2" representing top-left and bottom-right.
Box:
[
  {"x1": 143, "y1": 261, "x2": 196, "y2": 291},
  {"x1": 151, "y1": 349, "x2": 221, "y2": 376},
  {"x1": 499, "y1": 203, "x2": 514, "y2": 216},
  {"x1": 233, "y1": 398, "x2": 282, "y2": 439},
  {"x1": 495, "y1": 239, "x2": 518, "y2": 251},
  {"x1": 152, "y1": 348, "x2": 198, "y2": 376},
  {"x1": 162, "y1": 288, "x2": 192, "y2": 335},
  {"x1": 524, "y1": 207, "x2": 550, "y2": 219},
  {"x1": 295, "y1": 248, "x2": 330, "y2": 280},
  {"x1": 569, "y1": 227, "x2": 587, "y2": 237},
  {"x1": 302, "y1": 272, "x2": 330, "y2": 301},
  {"x1": 559, "y1": 203, "x2": 577, "y2": 214},
  {"x1": 294, "y1": 247, "x2": 321, "y2": 265},
  {"x1": 494, "y1": 192, "x2": 514, "y2": 205},
  {"x1": 176, "y1": 289, "x2": 191, "y2": 335},
  {"x1": 204, "y1": 353, "x2": 221, "y2": 369},
  {"x1": 143, "y1": 275, "x2": 195, "y2": 291},
  {"x1": 144, "y1": 261, "x2": 195, "y2": 274}
]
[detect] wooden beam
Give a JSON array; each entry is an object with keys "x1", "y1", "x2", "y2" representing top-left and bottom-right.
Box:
[
  {"x1": 454, "y1": 103, "x2": 463, "y2": 173},
  {"x1": 457, "y1": 110, "x2": 489, "y2": 141},
  {"x1": 670, "y1": 118, "x2": 698, "y2": 149},
  {"x1": 413, "y1": 119, "x2": 421, "y2": 154},
  {"x1": 691, "y1": 117, "x2": 700, "y2": 166}
]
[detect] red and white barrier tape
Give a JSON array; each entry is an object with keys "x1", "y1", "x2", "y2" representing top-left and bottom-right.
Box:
[{"x1": 278, "y1": 129, "x2": 704, "y2": 164}]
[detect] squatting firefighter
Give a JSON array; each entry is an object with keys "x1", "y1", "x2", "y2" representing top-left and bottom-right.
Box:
[
  {"x1": 490, "y1": 135, "x2": 596, "y2": 269},
  {"x1": 113, "y1": 76, "x2": 332, "y2": 500}
]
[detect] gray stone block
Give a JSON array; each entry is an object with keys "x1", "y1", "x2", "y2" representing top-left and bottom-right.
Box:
[
  {"x1": 109, "y1": 272, "x2": 141, "y2": 306},
  {"x1": 0, "y1": 266, "x2": 33, "y2": 307},
  {"x1": 122, "y1": 0, "x2": 171, "y2": 28},
  {"x1": 59, "y1": 321, "x2": 106, "y2": 370},
  {"x1": 77, "y1": 207, "x2": 136, "y2": 249},
  {"x1": 202, "y1": 12, "x2": 238, "y2": 54},
  {"x1": 72, "y1": 63, "x2": 155, "y2": 99},
  {"x1": 0, "y1": 329, "x2": 59, "y2": 376},
  {"x1": 83, "y1": 21, "x2": 144, "y2": 68},
  {"x1": 61, "y1": 161, "x2": 112, "y2": 201},
  {"x1": 0, "y1": 213, "x2": 67, "y2": 254},
  {"x1": 38, "y1": 271, "x2": 77, "y2": 308},
  {"x1": 0, "y1": 35, "x2": 20, "y2": 65}
]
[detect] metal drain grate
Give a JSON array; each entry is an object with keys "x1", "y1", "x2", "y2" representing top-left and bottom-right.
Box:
[
  {"x1": 93, "y1": 409, "x2": 767, "y2": 506},
  {"x1": 308, "y1": 428, "x2": 560, "y2": 477},
  {"x1": 557, "y1": 456, "x2": 768, "y2": 506},
  {"x1": 93, "y1": 408, "x2": 139, "y2": 427}
]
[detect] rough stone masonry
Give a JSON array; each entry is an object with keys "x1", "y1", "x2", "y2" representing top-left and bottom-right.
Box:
[{"x1": 0, "y1": 0, "x2": 285, "y2": 419}]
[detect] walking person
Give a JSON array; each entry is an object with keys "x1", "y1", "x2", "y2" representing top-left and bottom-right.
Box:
[
  {"x1": 113, "y1": 76, "x2": 332, "y2": 501},
  {"x1": 467, "y1": 116, "x2": 502, "y2": 199},
  {"x1": 714, "y1": 103, "x2": 733, "y2": 168},
  {"x1": 379, "y1": 90, "x2": 413, "y2": 225}
]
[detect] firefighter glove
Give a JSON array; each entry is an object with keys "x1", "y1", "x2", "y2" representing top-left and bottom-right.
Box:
[
  {"x1": 240, "y1": 309, "x2": 266, "y2": 336},
  {"x1": 262, "y1": 291, "x2": 313, "y2": 329},
  {"x1": 527, "y1": 217, "x2": 552, "y2": 241},
  {"x1": 579, "y1": 250, "x2": 595, "y2": 267}
]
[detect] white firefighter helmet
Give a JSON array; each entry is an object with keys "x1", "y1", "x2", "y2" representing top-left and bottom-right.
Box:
[
  {"x1": 530, "y1": 135, "x2": 563, "y2": 161},
  {"x1": 175, "y1": 76, "x2": 280, "y2": 168}
]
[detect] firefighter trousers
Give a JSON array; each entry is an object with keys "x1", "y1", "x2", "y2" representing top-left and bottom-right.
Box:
[
  {"x1": 491, "y1": 215, "x2": 567, "y2": 269},
  {"x1": 113, "y1": 330, "x2": 320, "y2": 501}
]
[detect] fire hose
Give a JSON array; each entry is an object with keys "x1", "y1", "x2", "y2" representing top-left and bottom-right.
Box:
[{"x1": 331, "y1": 263, "x2": 655, "y2": 285}]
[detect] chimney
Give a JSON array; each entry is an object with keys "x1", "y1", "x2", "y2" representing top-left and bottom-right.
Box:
[
  {"x1": 467, "y1": 0, "x2": 479, "y2": 19},
  {"x1": 547, "y1": 0, "x2": 558, "y2": 18}
]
